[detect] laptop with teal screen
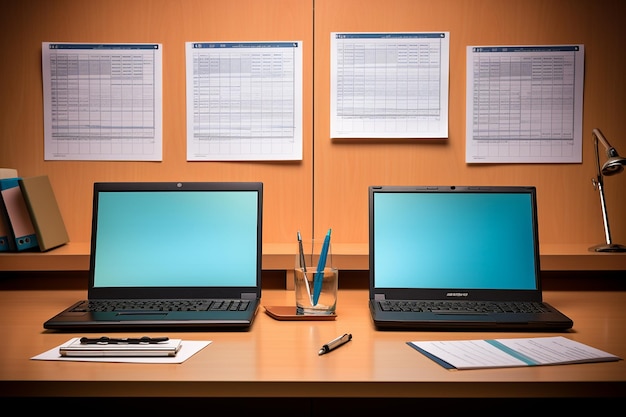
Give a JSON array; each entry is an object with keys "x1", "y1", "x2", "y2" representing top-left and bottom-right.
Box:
[
  {"x1": 44, "y1": 181, "x2": 263, "y2": 331},
  {"x1": 368, "y1": 185, "x2": 573, "y2": 331}
]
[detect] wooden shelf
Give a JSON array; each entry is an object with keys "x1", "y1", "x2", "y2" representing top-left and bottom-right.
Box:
[
  {"x1": 0, "y1": 242, "x2": 299, "y2": 272},
  {"x1": 0, "y1": 242, "x2": 91, "y2": 271},
  {"x1": 1, "y1": 242, "x2": 625, "y2": 273}
]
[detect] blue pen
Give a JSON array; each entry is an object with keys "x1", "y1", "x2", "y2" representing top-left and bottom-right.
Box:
[{"x1": 312, "y1": 228, "x2": 331, "y2": 305}]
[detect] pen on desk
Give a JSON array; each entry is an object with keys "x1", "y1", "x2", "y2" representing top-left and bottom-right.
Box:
[
  {"x1": 318, "y1": 333, "x2": 352, "y2": 355},
  {"x1": 297, "y1": 231, "x2": 313, "y2": 306},
  {"x1": 312, "y1": 228, "x2": 331, "y2": 306}
]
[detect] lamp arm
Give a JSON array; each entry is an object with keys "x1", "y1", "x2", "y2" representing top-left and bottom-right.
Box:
[
  {"x1": 589, "y1": 128, "x2": 626, "y2": 252},
  {"x1": 593, "y1": 128, "x2": 619, "y2": 158},
  {"x1": 596, "y1": 178, "x2": 613, "y2": 245},
  {"x1": 593, "y1": 132, "x2": 603, "y2": 186},
  {"x1": 591, "y1": 129, "x2": 612, "y2": 245}
]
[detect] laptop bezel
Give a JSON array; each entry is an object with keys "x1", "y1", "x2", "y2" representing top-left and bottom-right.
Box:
[
  {"x1": 86, "y1": 181, "x2": 263, "y2": 301},
  {"x1": 368, "y1": 185, "x2": 544, "y2": 303}
]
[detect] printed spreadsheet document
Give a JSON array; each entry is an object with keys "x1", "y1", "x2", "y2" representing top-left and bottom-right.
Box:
[
  {"x1": 466, "y1": 45, "x2": 584, "y2": 163},
  {"x1": 42, "y1": 42, "x2": 163, "y2": 161},
  {"x1": 408, "y1": 336, "x2": 621, "y2": 370},
  {"x1": 330, "y1": 32, "x2": 449, "y2": 139},
  {"x1": 186, "y1": 41, "x2": 303, "y2": 161}
]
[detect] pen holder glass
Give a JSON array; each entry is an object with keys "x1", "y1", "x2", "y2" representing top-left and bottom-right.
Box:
[{"x1": 295, "y1": 238, "x2": 338, "y2": 315}]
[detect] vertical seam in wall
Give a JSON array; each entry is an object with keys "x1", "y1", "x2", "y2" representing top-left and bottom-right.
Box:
[{"x1": 311, "y1": 0, "x2": 316, "y2": 235}]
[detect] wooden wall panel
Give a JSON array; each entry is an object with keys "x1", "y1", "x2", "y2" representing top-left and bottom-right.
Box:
[
  {"x1": 313, "y1": 0, "x2": 626, "y2": 247},
  {"x1": 0, "y1": 0, "x2": 314, "y2": 244},
  {"x1": 1, "y1": 0, "x2": 624, "y2": 252}
]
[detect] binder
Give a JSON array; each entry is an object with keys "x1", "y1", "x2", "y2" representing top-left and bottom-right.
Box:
[
  {"x1": 0, "y1": 169, "x2": 18, "y2": 251},
  {"x1": 18, "y1": 175, "x2": 69, "y2": 251},
  {"x1": 0, "y1": 177, "x2": 39, "y2": 251},
  {"x1": 0, "y1": 206, "x2": 12, "y2": 251}
]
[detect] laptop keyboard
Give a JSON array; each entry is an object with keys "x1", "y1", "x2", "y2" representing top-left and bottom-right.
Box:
[
  {"x1": 71, "y1": 299, "x2": 251, "y2": 312},
  {"x1": 378, "y1": 300, "x2": 551, "y2": 314}
]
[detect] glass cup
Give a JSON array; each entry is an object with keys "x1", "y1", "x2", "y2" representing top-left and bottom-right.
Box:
[{"x1": 294, "y1": 237, "x2": 338, "y2": 315}]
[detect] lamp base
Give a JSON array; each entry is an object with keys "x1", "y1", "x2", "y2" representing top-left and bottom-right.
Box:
[{"x1": 589, "y1": 243, "x2": 626, "y2": 252}]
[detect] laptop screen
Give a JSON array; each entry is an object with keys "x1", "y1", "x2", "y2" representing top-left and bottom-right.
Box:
[
  {"x1": 91, "y1": 182, "x2": 262, "y2": 289},
  {"x1": 370, "y1": 186, "x2": 540, "y2": 291}
]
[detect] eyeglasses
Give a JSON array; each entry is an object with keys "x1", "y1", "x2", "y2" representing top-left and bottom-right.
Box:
[{"x1": 79, "y1": 336, "x2": 169, "y2": 345}]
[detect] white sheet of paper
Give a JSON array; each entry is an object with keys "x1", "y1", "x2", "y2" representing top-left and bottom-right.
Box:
[
  {"x1": 465, "y1": 45, "x2": 585, "y2": 163},
  {"x1": 330, "y1": 32, "x2": 450, "y2": 139},
  {"x1": 185, "y1": 41, "x2": 303, "y2": 161},
  {"x1": 42, "y1": 42, "x2": 163, "y2": 162},
  {"x1": 31, "y1": 339, "x2": 211, "y2": 364}
]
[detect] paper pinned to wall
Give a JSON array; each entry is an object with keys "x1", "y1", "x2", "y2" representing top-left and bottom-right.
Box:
[
  {"x1": 466, "y1": 45, "x2": 585, "y2": 163},
  {"x1": 42, "y1": 42, "x2": 163, "y2": 161},
  {"x1": 185, "y1": 41, "x2": 303, "y2": 161},
  {"x1": 330, "y1": 32, "x2": 450, "y2": 139}
]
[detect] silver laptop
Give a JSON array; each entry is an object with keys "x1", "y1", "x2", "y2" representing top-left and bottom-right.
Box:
[
  {"x1": 368, "y1": 185, "x2": 574, "y2": 331},
  {"x1": 44, "y1": 181, "x2": 263, "y2": 331}
]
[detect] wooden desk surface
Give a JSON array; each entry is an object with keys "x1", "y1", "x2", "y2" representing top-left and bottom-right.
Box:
[{"x1": 1, "y1": 288, "x2": 625, "y2": 399}]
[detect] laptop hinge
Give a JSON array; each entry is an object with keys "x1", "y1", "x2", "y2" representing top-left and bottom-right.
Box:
[
  {"x1": 241, "y1": 292, "x2": 257, "y2": 300},
  {"x1": 374, "y1": 294, "x2": 386, "y2": 301}
]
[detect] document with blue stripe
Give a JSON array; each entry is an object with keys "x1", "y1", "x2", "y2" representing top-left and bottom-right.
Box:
[{"x1": 407, "y1": 336, "x2": 621, "y2": 370}]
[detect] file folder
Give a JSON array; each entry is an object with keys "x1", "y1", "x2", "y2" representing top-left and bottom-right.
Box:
[
  {"x1": 0, "y1": 178, "x2": 39, "y2": 251},
  {"x1": 18, "y1": 175, "x2": 69, "y2": 251}
]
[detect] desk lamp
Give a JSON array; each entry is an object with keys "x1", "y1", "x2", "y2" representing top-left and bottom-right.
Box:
[{"x1": 589, "y1": 128, "x2": 626, "y2": 252}]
